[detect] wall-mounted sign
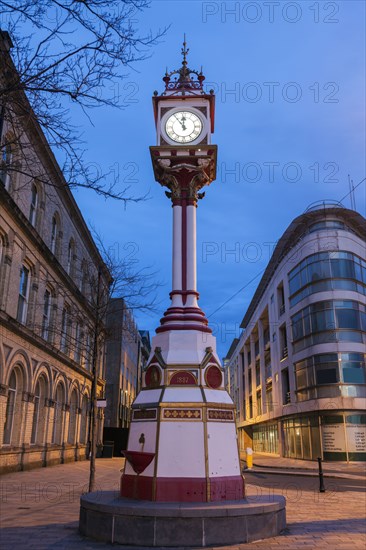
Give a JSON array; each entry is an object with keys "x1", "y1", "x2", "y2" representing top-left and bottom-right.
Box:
[
  {"x1": 97, "y1": 399, "x2": 107, "y2": 408},
  {"x1": 346, "y1": 424, "x2": 366, "y2": 453},
  {"x1": 322, "y1": 424, "x2": 345, "y2": 453}
]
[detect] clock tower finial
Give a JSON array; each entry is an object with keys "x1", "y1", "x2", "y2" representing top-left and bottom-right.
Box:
[
  {"x1": 181, "y1": 34, "x2": 189, "y2": 67},
  {"x1": 162, "y1": 38, "x2": 205, "y2": 94}
]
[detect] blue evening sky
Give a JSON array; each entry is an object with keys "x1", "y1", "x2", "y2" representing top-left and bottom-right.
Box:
[{"x1": 71, "y1": 1, "x2": 365, "y2": 358}]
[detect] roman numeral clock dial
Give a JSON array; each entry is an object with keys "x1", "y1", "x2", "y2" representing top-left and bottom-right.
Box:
[{"x1": 165, "y1": 110, "x2": 203, "y2": 143}]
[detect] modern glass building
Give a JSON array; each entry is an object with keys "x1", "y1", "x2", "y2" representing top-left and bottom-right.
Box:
[{"x1": 226, "y1": 203, "x2": 366, "y2": 461}]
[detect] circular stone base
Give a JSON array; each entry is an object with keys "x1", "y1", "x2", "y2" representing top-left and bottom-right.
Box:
[{"x1": 79, "y1": 492, "x2": 286, "y2": 547}]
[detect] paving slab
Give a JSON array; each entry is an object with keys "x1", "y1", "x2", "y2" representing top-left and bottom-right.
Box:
[{"x1": 0, "y1": 458, "x2": 365, "y2": 549}]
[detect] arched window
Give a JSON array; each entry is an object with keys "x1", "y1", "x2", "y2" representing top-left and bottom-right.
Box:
[
  {"x1": 80, "y1": 260, "x2": 88, "y2": 295},
  {"x1": 74, "y1": 320, "x2": 82, "y2": 363},
  {"x1": 41, "y1": 289, "x2": 52, "y2": 340},
  {"x1": 0, "y1": 141, "x2": 12, "y2": 190},
  {"x1": 50, "y1": 215, "x2": 59, "y2": 255},
  {"x1": 79, "y1": 394, "x2": 89, "y2": 445},
  {"x1": 60, "y1": 305, "x2": 71, "y2": 354},
  {"x1": 30, "y1": 380, "x2": 41, "y2": 444},
  {"x1": 84, "y1": 330, "x2": 92, "y2": 371},
  {"x1": 16, "y1": 265, "x2": 30, "y2": 324},
  {"x1": 3, "y1": 371, "x2": 16, "y2": 444},
  {"x1": 31, "y1": 375, "x2": 48, "y2": 445},
  {"x1": 67, "y1": 239, "x2": 75, "y2": 276},
  {"x1": 68, "y1": 389, "x2": 78, "y2": 444},
  {"x1": 29, "y1": 184, "x2": 38, "y2": 227},
  {"x1": 52, "y1": 383, "x2": 65, "y2": 445},
  {"x1": 3, "y1": 366, "x2": 25, "y2": 446}
]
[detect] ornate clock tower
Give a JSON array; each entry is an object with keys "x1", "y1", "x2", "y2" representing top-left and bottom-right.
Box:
[{"x1": 120, "y1": 40, "x2": 244, "y2": 503}]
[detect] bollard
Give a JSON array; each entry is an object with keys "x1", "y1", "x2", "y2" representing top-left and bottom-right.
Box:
[
  {"x1": 246, "y1": 447, "x2": 253, "y2": 469},
  {"x1": 317, "y1": 457, "x2": 326, "y2": 493}
]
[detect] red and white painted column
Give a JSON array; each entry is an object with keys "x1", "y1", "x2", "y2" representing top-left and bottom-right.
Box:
[{"x1": 119, "y1": 145, "x2": 244, "y2": 502}]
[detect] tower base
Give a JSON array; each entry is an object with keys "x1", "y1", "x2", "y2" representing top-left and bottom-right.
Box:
[{"x1": 79, "y1": 492, "x2": 286, "y2": 547}]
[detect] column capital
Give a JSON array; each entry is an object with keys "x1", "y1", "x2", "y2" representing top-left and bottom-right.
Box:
[{"x1": 150, "y1": 145, "x2": 217, "y2": 205}]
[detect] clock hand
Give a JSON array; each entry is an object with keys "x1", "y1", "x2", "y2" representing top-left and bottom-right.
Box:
[{"x1": 174, "y1": 114, "x2": 185, "y2": 129}]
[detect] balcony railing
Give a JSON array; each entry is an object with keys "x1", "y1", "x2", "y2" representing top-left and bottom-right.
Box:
[
  {"x1": 281, "y1": 346, "x2": 288, "y2": 360},
  {"x1": 279, "y1": 303, "x2": 285, "y2": 316},
  {"x1": 284, "y1": 391, "x2": 291, "y2": 404}
]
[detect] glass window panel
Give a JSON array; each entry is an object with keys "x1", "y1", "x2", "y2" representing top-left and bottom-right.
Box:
[
  {"x1": 296, "y1": 369, "x2": 308, "y2": 389},
  {"x1": 337, "y1": 331, "x2": 362, "y2": 343},
  {"x1": 333, "y1": 279, "x2": 358, "y2": 291},
  {"x1": 336, "y1": 308, "x2": 360, "y2": 330},
  {"x1": 315, "y1": 364, "x2": 339, "y2": 384},
  {"x1": 300, "y1": 267, "x2": 309, "y2": 287},
  {"x1": 307, "y1": 261, "x2": 323, "y2": 282},
  {"x1": 303, "y1": 313, "x2": 311, "y2": 336},
  {"x1": 289, "y1": 273, "x2": 301, "y2": 295},
  {"x1": 341, "y1": 352, "x2": 364, "y2": 362},
  {"x1": 346, "y1": 414, "x2": 366, "y2": 425},
  {"x1": 312, "y1": 310, "x2": 335, "y2": 332},
  {"x1": 342, "y1": 363, "x2": 366, "y2": 384},
  {"x1": 331, "y1": 259, "x2": 354, "y2": 279},
  {"x1": 292, "y1": 318, "x2": 303, "y2": 341}
]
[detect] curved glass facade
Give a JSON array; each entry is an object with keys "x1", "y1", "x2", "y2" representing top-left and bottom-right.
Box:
[
  {"x1": 295, "y1": 352, "x2": 366, "y2": 401},
  {"x1": 309, "y1": 220, "x2": 347, "y2": 232},
  {"x1": 288, "y1": 251, "x2": 366, "y2": 306},
  {"x1": 291, "y1": 300, "x2": 366, "y2": 352}
]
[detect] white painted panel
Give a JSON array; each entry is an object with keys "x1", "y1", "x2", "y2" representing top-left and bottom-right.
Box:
[
  {"x1": 162, "y1": 387, "x2": 203, "y2": 403},
  {"x1": 133, "y1": 389, "x2": 162, "y2": 405},
  {"x1": 127, "y1": 421, "x2": 157, "y2": 453},
  {"x1": 157, "y1": 422, "x2": 206, "y2": 477},
  {"x1": 204, "y1": 389, "x2": 233, "y2": 404},
  {"x1": 124, "y1": 421, "x2": 157, "y2": 477},
  {"x1": 207, "y1": 422, "x2": 240, "y2": 477}
]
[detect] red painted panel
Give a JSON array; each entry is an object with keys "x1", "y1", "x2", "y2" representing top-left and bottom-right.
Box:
[
  {"x1": 120, "y1": 475, "x2": 245, "y2": 502},
  {"x1": 210, "y1": 475, "x2": 245, "y2": 501},
  {"x1": 156, "y1": 477, "x2": 207, "y2": 502},
  {"x1": 205, "y1": 365, "x2": 223, "y2": 389},
  {"x1": 120, "y1": 474, "x2": 154, "y2": 500},
  {"x1": 170, "y1": 371, "x2": 197, "y2": 386},
  {"x1": 145, "y1": 365, "x2": 161, "y2": 388},
  {"x1": 122, "y1": 451, "x2": 155, "y2": 474}
]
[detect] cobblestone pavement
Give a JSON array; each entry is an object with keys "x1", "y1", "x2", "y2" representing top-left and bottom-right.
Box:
[{"x1": 0, "y1": 459, "x2": 365, "y2": 549}]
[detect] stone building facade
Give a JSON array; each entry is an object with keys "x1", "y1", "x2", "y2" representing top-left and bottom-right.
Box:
[
  {"x1": 0, "y1": 31, "x2": 111, "y2": 473},
  {"x1": 226, "y1": 203, "x2": 366, "y2": 462},
  {"x1": 104, "y1": 298, "x2": 150, "y2": 429}
]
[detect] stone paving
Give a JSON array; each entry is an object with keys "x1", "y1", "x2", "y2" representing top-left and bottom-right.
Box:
[{"x1": 0, "y1": 458, "x2": 365, "y2": 549}]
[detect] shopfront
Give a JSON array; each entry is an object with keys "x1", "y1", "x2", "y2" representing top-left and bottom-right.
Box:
[
  {"x1": 252, "y1": 422, "x2": 279, "y2": 454},
  {"x1": 282, "y1": 413, "x2": 366, "y2": 461}
]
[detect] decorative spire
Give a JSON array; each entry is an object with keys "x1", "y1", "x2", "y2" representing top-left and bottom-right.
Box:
[
  {"x1": 181, "y1": 34, "x2": 189, "y2": 67},
  {"x1": 162, "y1": 36, "x2": 205, "y2": 95}
]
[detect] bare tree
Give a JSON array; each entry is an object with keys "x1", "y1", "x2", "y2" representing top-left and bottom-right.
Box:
[{"x1": 0, "y1": 1, "x2": 166, "y2": 200}]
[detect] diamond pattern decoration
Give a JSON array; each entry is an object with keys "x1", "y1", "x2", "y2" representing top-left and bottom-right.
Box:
[
  {"x1": 163, "y1": 409, "x2": 202, "y2": 420},
  {"x1": 207, "y1": 409, "x2": 234, "y2": 421}
]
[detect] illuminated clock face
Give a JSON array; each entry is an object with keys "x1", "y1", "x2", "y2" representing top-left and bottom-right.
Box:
[{"x1": 165, "y1": 111, "x2": 203, "y2": 143}]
